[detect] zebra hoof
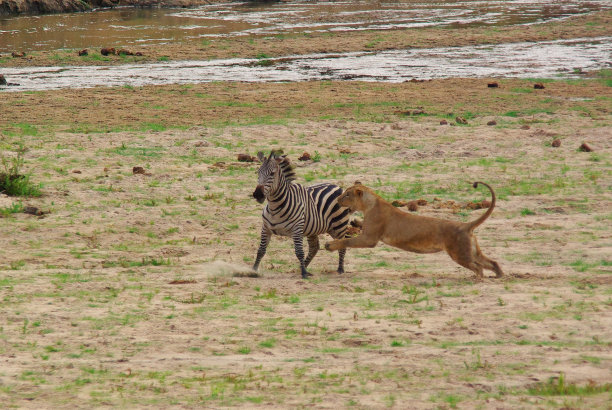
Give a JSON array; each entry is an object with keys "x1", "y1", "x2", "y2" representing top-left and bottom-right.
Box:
[
  {"x1": 301, "y1": 271, "x2": 313, "y2": 279},
  {"x1": 337, "y1": 268, "x2": 344, "y2": 274}
]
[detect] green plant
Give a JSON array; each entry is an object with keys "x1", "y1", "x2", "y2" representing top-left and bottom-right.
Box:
[
  {"x1": 0, "y1": 201, "x2": 24, "y2": 217},
  {"x1": 237, "y1": 346, "x2": 251, "y2": 354},
  {"x1": 400, "y1": 285, "x2": 428, "y2": 304},
  {"x1": 527, "y1": 373, "x2": 612, "y2": 396},
  {"x1": 0, "y1": 145, "x2": 41, "y2": 197}
]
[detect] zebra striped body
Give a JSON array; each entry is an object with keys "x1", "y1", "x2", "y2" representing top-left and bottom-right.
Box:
[{"x1": 252, "y1": 152, "x2": 350, "y2": 278}]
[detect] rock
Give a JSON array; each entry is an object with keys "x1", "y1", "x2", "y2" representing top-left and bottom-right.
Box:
[
  {"x1": 487, "y1": 82, "x2": 499, "y2": 88},
  {"x1": 298, "y1": 152, "x2": 311, "y2": 161},
  {"x1": 23, "y1": 206, "x2": 46, "y2": 216},
  {"x1": 455, "y1": 116, "x2": 467, "y2": 125},
  {"x1": 78, "y1": 49, "x2": 88, "y2": 56},
  {"x1": 237, "y1": 153, "x2": 256, "y2": 162},
  {"x1": 487, "y1": 120, "x2": 497, "y2": 126},
  {"x1": 132, "y1": 166, "x2": 146, "y2": 175},
  {"x1": 391, "y1": 200, "x2": 424, "y2": 211},
  {"x1": 579, "y1": 143, "x2": 593, "y2": 152},
  {"x1": 0, "y1": 75, "x2": 6, "y2": 86},
  {"x1": 11, "y1": 51, "x2": 26, "y2": 58},
  {"x1": 169, "y1": 279, "x2": 197, "y2": 285},
  {"x1": 551, "y1": 139, "x2": 561, "y2": 148},
  {"x1": 394, "y1": 108, "x2": 425, "y2": 116},
  {"x1": 521, "y1": 125, "x2": 531, "y2": 130},
  {"x1": 534, "y1": 83, "x2": 545, "y2": 89},
  {"x1": 439, "y1": 120, "x2": 448, "y2": 125},
  {"x1": 101, "y1": 47, "x2": 116, "y2": 56},
  {"x1": 465, "y1": 200, "x2": 491, "y2": 210},
  {"x1": 117, "y1": 49, "x2": 134, "y2": 56}
]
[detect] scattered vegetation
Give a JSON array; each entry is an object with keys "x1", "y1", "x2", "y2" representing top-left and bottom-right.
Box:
[{"x1": 0, "y1": 44, "x2": 609, "y2": 408}]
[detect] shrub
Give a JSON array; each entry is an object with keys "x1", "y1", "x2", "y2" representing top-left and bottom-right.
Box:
[{"x1": 0, "y1": 146, "x2": 41, "y2": 197}]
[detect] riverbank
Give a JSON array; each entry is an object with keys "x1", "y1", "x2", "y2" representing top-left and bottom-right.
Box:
[{"x1": 0, "y1": 0, "x2": 215, "y2": 16}]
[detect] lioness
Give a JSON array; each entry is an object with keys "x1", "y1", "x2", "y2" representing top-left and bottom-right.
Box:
[{"x1": 325, "y1": 181, "x2": 503, "y2": 279}]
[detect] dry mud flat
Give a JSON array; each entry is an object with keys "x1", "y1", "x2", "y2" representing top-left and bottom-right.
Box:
[{"x1": 0, "y1": 78, "x2": 611, "y2": 408}]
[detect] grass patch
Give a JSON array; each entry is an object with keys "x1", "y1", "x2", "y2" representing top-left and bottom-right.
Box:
[{"x1": 527, "y1": 373, "x2": 612, "y2": 396}]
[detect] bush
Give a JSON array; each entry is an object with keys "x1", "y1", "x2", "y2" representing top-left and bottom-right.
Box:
[{"x1": 0, "y1": 146, "x2": 41, "y2": 197}]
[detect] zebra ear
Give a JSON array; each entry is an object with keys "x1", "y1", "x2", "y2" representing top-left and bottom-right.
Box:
[{"x1": 257, "y1": 152, "x2": 265, "y2": 162}]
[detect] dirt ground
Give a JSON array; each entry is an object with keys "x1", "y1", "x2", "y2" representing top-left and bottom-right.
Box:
[{"x1": 0, "y1": 6, "x2": 611, "y2": 409}]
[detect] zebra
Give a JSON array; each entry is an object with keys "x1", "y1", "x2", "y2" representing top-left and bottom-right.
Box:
[{"x1": 252, "y1": 151, "x2": 351, "y2": 278}]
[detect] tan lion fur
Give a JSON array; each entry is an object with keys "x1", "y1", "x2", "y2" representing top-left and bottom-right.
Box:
[{"x1": 325, "y1": 181, "x2": 503, "y2": 279}]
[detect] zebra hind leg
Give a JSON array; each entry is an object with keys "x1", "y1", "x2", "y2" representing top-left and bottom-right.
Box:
[{"x1": 304, "y1": 236, "x2": 319, "y2": 268}]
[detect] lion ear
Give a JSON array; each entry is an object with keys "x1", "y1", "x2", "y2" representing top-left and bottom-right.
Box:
[{"x1": 354, "y1": 180, "x2": 362, "y2": 185}]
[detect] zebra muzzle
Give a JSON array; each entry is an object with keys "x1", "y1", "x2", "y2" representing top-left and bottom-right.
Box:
[{"x1": 253, "y1": 185, "x2": 265, "y2": 203}]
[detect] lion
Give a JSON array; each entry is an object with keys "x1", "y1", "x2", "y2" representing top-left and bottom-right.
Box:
[{"x1": 325, "y1": 181, "x2": 503, "y2": 279}]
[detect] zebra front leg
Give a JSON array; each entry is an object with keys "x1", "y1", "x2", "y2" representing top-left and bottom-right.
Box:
[
  {"x1": 337, "y1": 248, "x2": 346, "y2": 274},
  {"x1": 304, "y1": 235, "x2": 319, "y2": 268},
  {"x1": 292, "y1": 233, "x2": 312, "y2": 279},
  {"x1": 330, "y1": 230, "x2": 349, "y2": 274},
  {"x1": 253, "y1": 227, "x2": 271, "y2": 272}
]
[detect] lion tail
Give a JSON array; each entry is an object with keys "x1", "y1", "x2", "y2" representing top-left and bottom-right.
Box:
[{"x1": 466, "y1": 181, "x2": 496, "y2": 231}]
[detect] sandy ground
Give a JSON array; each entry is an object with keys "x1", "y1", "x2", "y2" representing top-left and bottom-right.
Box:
[{"x1": 0, "y1": 6, "x2": 611, "y2": 409}]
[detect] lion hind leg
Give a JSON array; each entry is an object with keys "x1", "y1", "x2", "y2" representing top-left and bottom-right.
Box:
[
  {"x1": 471, "y1": 237, "x2": 503, "y2": 278},
  {"x1": 447, "y1": 240, "x2": 484, "y2": 280},
  {"x1": 477, "y1": 254, "x2": 503, "y2": 278}
]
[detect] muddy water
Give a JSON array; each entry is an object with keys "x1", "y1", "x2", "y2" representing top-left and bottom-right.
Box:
[
  {"x1": 2, "y1": 1, "x2": 611, "y2": 91},
  {"x1": 1, "y1": 0, "x2": 611, "y2": 53},
  {"x1": 2, "y1": 37, "x2": 610, "y2": 92}
]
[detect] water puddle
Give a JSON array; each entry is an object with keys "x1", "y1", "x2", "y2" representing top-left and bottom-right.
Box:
[
  {"x1": 2, "y1": 37, "x2": 610, "y2": 92},
  {"x1": 1, "y1": 0, "x2": 611, "y2": 52}
]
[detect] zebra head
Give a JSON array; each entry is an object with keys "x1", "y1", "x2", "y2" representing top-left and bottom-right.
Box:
[{"x1": 253, "y1": 151, "x2": 282, "y2": 204}]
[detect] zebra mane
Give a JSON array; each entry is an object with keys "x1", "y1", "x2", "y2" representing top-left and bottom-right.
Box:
[
  {"x1": 258, "y1": 150, "x2": 297, "y2": 183},
  {"x1": 277, "y1": 155, "x2": 297, "y2": 182}
]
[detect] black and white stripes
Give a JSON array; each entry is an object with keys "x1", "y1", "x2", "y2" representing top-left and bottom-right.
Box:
[{"x1": 252, "y1": 151, "x2": 350, "y2": 278}]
